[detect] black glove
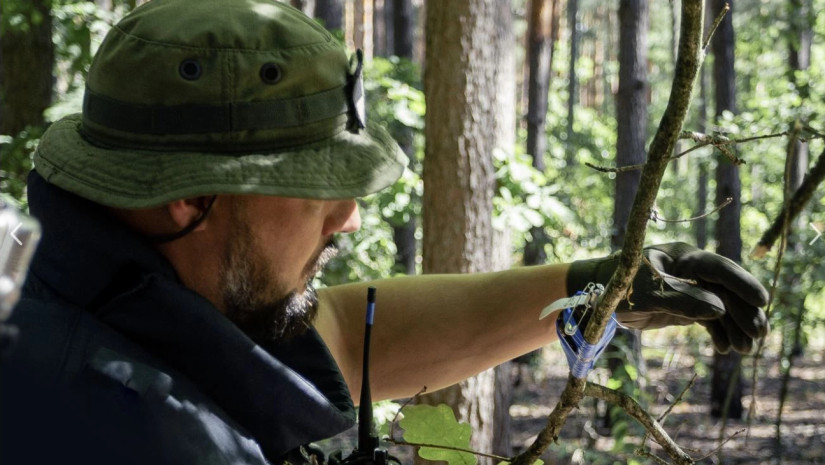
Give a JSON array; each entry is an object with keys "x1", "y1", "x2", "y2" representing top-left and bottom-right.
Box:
[{"x1": 566, "y1": 242, "x2": 769, "y2": 354}]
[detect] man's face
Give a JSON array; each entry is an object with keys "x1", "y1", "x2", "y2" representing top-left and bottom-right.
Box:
[{"x1": 218, "y1": 196, "x2": 360, "y2": 342}]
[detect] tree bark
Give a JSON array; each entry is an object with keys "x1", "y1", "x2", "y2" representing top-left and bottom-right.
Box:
[
  {"x1": 290, "y1": 0, "x2": 314, "y2": 16},
  {"x1": 353, "y1": 0, "x2": 374, "y2": 59},
  {"x1": 523, "y1": 0, "x2": 559, "y2": 267},
  {"x1": 392, "y1": 0, "x2": 414, "y2": 59},
  {"x1": 565, "y1": 0, "x2": 579, "y2": 165},
  {"x1": 0, "y1": 0, "x2": 54, "y2": 135},
  {"x1": 386, "y1": 0, "x2": 416, "y2": 276},
  {"x1": 373, "y1": 0, "x2": 387, "y2": 57},
  {"x1": 604, "y1": 0, "x2": 649, "y2": 430},
  {"x1": 420, "y1": 1, "x2": 514, "y2": 463},
  {"x1": 314, "y1": 0, "x2": 344, "y2": 31},
  {"x1": 710, "y1": 0, "x2": 744, "y2": 421},
  {"x1": 695, "y1": 5, "x2": 711, "y2": 250}
]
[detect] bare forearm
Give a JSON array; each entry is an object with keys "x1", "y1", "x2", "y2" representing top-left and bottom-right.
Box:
[{"x1": 315, "y1": 264, "x2": 569, "y2": 402}]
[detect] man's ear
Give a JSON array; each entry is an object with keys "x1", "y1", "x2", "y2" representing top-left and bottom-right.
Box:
[{"x1": 166, "y1": 197, "x2": 215, "y2": 232}]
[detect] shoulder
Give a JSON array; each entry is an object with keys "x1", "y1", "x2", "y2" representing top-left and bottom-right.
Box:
[{"x1": 1, "y1": 294, "x2": 268, "y2": 465}]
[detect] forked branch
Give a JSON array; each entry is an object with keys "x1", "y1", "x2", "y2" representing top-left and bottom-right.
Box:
[{"x1": 511, "y1": 1, "x2": 709, "y2": 464}]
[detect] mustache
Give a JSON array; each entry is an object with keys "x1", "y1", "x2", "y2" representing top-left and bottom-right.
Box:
[{"x1": 303, "y1": 238, "x2": 339, "y2": 279}]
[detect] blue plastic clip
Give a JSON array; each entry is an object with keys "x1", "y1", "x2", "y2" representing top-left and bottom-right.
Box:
[{"x1": 555, "y1": 286, "x2": 618, "y2": 379}]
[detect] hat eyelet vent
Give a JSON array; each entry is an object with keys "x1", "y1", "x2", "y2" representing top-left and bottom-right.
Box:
[
  {"x1": 179, "y1": 59, "x2": 202, "y2": 80},
  {"x1": 260, "y1": 63, "x2": 282, "y2": 84}
]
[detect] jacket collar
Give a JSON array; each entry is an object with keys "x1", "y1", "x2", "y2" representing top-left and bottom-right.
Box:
[{"x1": 26, "y1": 171, "x2": 355, "y2": 459}]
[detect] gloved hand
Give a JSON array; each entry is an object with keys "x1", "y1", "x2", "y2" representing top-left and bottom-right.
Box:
[{"x1": 566, "y1": 242, "x2": 769, "y2": 354}]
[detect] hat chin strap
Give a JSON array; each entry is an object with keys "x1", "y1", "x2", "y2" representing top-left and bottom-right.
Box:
[{"x1": 147, "y1": 195, "x2": 218, "y2": 244}]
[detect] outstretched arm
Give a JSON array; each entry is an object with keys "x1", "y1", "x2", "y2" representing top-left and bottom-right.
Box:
[{"x1": 315, "y1": 264, "x2": 570, "y2": 403}]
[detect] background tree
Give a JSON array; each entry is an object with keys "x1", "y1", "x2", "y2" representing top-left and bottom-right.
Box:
[
  {"x1": 523, "y1": 0, "x2": 560, "y2": 267},
  {"x1": 710, "y1": 0, "x2": 744, "y2": 420},
  {"x1": 565, "y1": 0, "x2": 580, "y2": 165},
  {"x1": 390, "y1": 0, "x2": 418, "y2": 275},
  {"x1": 604, "y1": 0, "x2": 648, "y2": 431},
  {"x1": 418, "y1": 1, "x2": 515, "y2": 463},
  {"x1": 314, "y1": 0, "x2": 343, "y2": 31},
  {"x1": 0, "y1": 0, "x2": 54, "y2": 135}
]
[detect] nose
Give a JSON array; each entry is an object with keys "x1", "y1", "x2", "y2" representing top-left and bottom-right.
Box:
[{"x1": 323, "y1": 199, "x2": 361, "y2": 236}]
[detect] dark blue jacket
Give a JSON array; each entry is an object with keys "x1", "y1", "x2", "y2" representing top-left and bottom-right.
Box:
[{"x1": 0, "y1": 172, "x2": 355, "y2": 464}]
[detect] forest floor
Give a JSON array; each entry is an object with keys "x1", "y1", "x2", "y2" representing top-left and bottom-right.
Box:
[
  {"x1": 509, "y1": 327, "x2": 825, "y2": 465},
  {"x1": 321, "y1": 327, "x2": 825, "y2": 465}
]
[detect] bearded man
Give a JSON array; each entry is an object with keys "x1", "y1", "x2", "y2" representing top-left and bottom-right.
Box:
[{"x1": 0, "y1": 0, "x2": 768, "y2": 464}]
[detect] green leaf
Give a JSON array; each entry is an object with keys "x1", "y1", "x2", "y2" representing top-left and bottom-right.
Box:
[{"x1": 399, "y1": 404, "x2": 477, "y2": 465}]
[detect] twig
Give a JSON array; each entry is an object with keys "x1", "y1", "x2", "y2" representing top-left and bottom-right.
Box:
[
  {"x1": 511, "y1": 2, "x2": 706, "y2": 464},
  {"x1": 702, "y1": 3, "x2": 729, "y2": 51},
  {"x1": 657, "y1": 373, "x2": 698, "y2": 424},
  {"x1": 695, "y1": 428, "x2": 746, "y2": 461},
  {"x1": 584, "y1": 129, "x2": 797, "y2": 174},
  {"x1": 585, "y1": 161, "x2": 646, "y2": 173},
  {"x1": 752, "y1": 143, "x2": 825, "y2": 257},
  {"x1": 650, "y1": 197, "x2": 732, "y2": 223},
  {"x1": 747, "y1": 122, "x2": 800, "y2": 444},
  {"x1": 585, "y1": 382, "x2": 693, "y2": 464},
  {"x1": 385, "y1": 385, "x2": 513, "y2": 463},
  {"x1": 642, "y1": 374, "x2": 698, "y2": 451},
  {"x1": 386, "y1": 438, "x2": 512, "y2": 463},
  {"x1": 635, "y1": 449, "x2": 672, "y2": 465},
  {"x1": 388, "y1": 386, "x2": 427, "y2": 442}
]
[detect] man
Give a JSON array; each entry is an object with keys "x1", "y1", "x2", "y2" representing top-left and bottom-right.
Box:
[{"x1": 0, "y1": 0, "x2": 768, "y2": 463}]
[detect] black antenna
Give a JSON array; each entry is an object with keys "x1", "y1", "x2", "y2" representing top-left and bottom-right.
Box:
[
  {"x1": 338, "y1": 287, "x2": 398, "y2": 465},
  {"x1": 358, "y1": 287, "x2": 378, "y2": 453}
]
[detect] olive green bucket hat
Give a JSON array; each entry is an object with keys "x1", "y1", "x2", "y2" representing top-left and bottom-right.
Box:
[{"x1": 34, "y1": 0, "x2": 407, "y2": 208}]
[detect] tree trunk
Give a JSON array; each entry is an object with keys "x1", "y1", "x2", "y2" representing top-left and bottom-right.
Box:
[
  {"x1": 353, "y1": 0, "x2": 374, "y2": 59},
  {"x1": 603, "y1": 0, "x2": 649, "y2": 430},
  {"x1": 420, "y1": 1, "x2": 514, "y2": 462},
  {"x1": 784, "y1": 0, "x2": 813, "y2": 357},
  {"x1": 710, "y1": 0, "x2": 744, "y2": 420},
  {"x1": 613, "y1": 0, "x2": 648, "y2": 252},
  {"x1": 373, "y1": 0, "x2": 387, "y2": 57},
  {"x1": 392, "y1": 0, "x2": 414, "y2": 59},
  {"x1": 314, "y1": 0, "x2": 344, "y2": 31},
  {"x1": 290, "y1": 0, "x2": 314, "y2": 16},
  {"x1": 565, "y1": 0, "x2": 579, "y2": 165},
  {"x1": 0, "y1": 0, "x2": 54, "y2": 135},
  {"x1": 523, "y1": 0, "x2": 559, "y2": 267},
  {"x1": 387, "y1": 0, "x2": 416, "y2": 276}
]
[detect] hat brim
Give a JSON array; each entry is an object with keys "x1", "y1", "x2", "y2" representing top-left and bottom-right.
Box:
[{"x1": 33, "y1": 114, "x2": 408, "y2": 208}]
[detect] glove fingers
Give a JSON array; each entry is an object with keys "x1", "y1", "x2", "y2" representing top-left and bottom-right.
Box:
[
  {"x1": 617, "y1": 311, "x2": 696, "y2": 330},
  {"x1": 721, "y1": 312, "x2": 754, "y2": 354},
  {"x1": 705, "y1": 283, "x2": 770, "y2": 339},
  {"x1": 688, "y1": 250, "x2": 770, "y2": 308},
  {"x1": 701, "y1": 320, "x2": 731, "y2": 354},
  {"x1": 660, "y1": 275, "x2": 726, "y2": 319}
]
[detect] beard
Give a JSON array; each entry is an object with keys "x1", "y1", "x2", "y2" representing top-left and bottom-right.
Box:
[{"x1": 219, "y1": 214, "x2": 339, "y2": 344}]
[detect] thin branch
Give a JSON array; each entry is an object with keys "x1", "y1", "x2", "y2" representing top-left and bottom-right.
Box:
[
  {"x1": 584, "y1": 129, "x2": 801, "y2": 175},
  {"x1": 511, "y1": 2, "x2": 707, "y2": 463},
  {"x1": 658, "y1": 373, "x2": 698, "y2": 424},
  {"x1": 385, "y1": 385, "x2": 513, "y2": 463},
  {"x1": 643, "y1": 373, "x2": 699, "y2": 452},
  {"x1": 651, "y1": 197, "x2": 732, "y2": 223},
  {"x1": 635, "y1": 449, "x2": 673, "y2": 465},
  {"x1": 388, "y1": 386, "x2": 427, "y2": 442},
  {"x1": 695, "y1": 428, "x2": 746, "y2": 461},
  {"x1": 585, "y1": 382, "x2": 693, "y2": 464},
  {"x1": 702, "y1": 3, "x2": 729, "y2": 51},
  {"x1": 747, "y1": 123, "x2": 800, "y2": 443},
  {"x1": 752, "y1": 142, "x2": 825, "y2": 257},
  {"x1": 386, "y1": 438, "x2": 512, "y2": 463},
  {"x1": 585, "y1": 161, "x2": 646, "y2": 173}
]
